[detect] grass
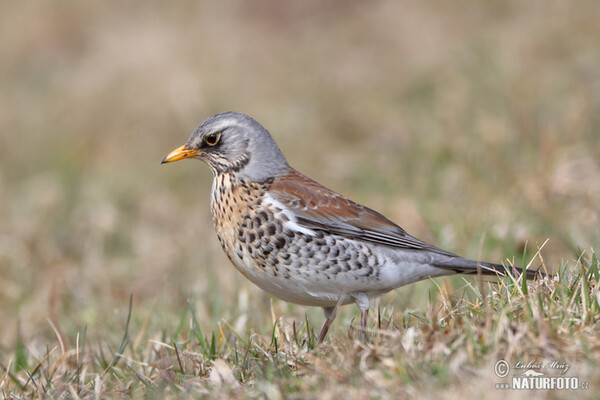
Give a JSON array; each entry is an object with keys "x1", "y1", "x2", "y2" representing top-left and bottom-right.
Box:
[
  {"x1": 1, "y1": 0, "x2": 600, "y2": 398},
  {"x1": 2, "y1": 252, "x2": 599, "y2": 398}
]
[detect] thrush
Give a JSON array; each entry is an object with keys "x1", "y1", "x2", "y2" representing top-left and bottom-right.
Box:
[{"x1": 162, "y1": 112, "x2": 538, "y2": 344}]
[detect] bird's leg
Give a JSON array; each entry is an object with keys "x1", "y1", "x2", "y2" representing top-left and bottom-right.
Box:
[
  {"x1": 317, "y1": 306, "x2": 336, "y2": 345},
  {"x1": 360, "y1": 309, "x2": 368, "y2": 332},
  {"x1": 352, "y1": 293, "x2": 370, "y2": 341}
]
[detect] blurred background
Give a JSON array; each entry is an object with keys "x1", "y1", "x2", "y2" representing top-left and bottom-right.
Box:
[{"x1": 1, "y1": 1, "x2": 599, "y2": 349}]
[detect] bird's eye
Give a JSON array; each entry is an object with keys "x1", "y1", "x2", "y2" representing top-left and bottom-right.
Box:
[{"x1": 204, "y1": 132, "x2": 221, "y2": 146}]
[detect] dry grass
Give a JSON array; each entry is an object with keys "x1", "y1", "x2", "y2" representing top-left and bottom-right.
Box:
[
  {"x1": 2, "y1": 260, "x2": 599, "y2": 399},
  {"x1": 1, "y1": 1, "x2": 599, "y2": 398}
]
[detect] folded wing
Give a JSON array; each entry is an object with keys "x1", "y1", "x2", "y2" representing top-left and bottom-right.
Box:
[{"x1": 269, "y1": 170, "x2": 456, "y2": 257}]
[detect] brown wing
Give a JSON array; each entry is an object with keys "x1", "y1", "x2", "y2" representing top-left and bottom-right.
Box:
[{"x1": 269, "y1": 170, "x2": 457, "y2": 257}]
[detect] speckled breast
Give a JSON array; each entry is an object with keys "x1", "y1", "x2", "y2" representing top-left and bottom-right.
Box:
[
  {"x1": 210, "y1": 173, "x2": 290, "y2": 279},
  {"x1": 209, "y1": 173, "x2": 384, "y2": 307}
]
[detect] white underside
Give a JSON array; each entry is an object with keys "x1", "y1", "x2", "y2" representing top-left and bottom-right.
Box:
[
  {"x1": 238, "y1": 254, "x2": 451, "y2": 308},
  {"x1": 227, "y1": 195, "x2": 454, "y2": 309}
]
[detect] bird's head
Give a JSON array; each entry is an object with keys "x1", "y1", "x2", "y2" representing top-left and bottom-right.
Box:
[{"x1": 162, "y1": 112, "x2": 290, "y2": 181}]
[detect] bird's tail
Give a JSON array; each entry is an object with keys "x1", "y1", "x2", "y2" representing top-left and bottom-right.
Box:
[{"x1": 433, "y1": 256, "x2": 543, "y2": 280}]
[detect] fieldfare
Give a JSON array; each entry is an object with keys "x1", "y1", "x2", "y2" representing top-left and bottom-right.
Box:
[{"x1": 162, "y1": 112, "x2": 537, "y2": 344}]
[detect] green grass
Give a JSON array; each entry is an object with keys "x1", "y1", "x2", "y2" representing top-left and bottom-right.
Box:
[{"x1": 1, "y1": 1, "x2": 600, "y2": 398}]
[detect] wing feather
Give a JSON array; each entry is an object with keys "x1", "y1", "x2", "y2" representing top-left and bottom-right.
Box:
[{"x1": 269, "y1": 170, "x2": 456, "y2": 257}]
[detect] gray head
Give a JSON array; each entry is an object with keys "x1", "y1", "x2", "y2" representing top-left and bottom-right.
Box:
[{"x1": 162, "y1": 112, "x2": 290, "y2": 181}]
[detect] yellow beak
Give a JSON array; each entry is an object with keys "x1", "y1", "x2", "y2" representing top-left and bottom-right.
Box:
[{"x1": 161, "y1": 145, "x2": 200, "y2": 164}]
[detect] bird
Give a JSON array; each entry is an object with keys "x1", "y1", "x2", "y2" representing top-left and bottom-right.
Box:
[{"x1": 162, "y1": 111, "x2": 538, "y2": 344}]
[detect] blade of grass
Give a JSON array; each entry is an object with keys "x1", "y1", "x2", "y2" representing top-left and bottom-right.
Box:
[
  {"x1": 187, "y1": 300, "x2": 209, "y2": 354},
  {"x1": 103, "y1": 295, "x2": 133, "y2": 375}
]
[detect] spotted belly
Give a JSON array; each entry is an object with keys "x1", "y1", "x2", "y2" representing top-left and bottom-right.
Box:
[{"x1": 210, "y1": 177, "x2": 388, "y2": 307}]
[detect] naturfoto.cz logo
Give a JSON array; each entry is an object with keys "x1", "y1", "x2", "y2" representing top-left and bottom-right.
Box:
[{"x1": 494, "y1": 359, "x2": 589, "y2": 391}]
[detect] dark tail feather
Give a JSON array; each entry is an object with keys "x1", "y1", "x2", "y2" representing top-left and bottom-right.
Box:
[{"x1": 433, "y1": 257, "x2": 545, "y2": 280}]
